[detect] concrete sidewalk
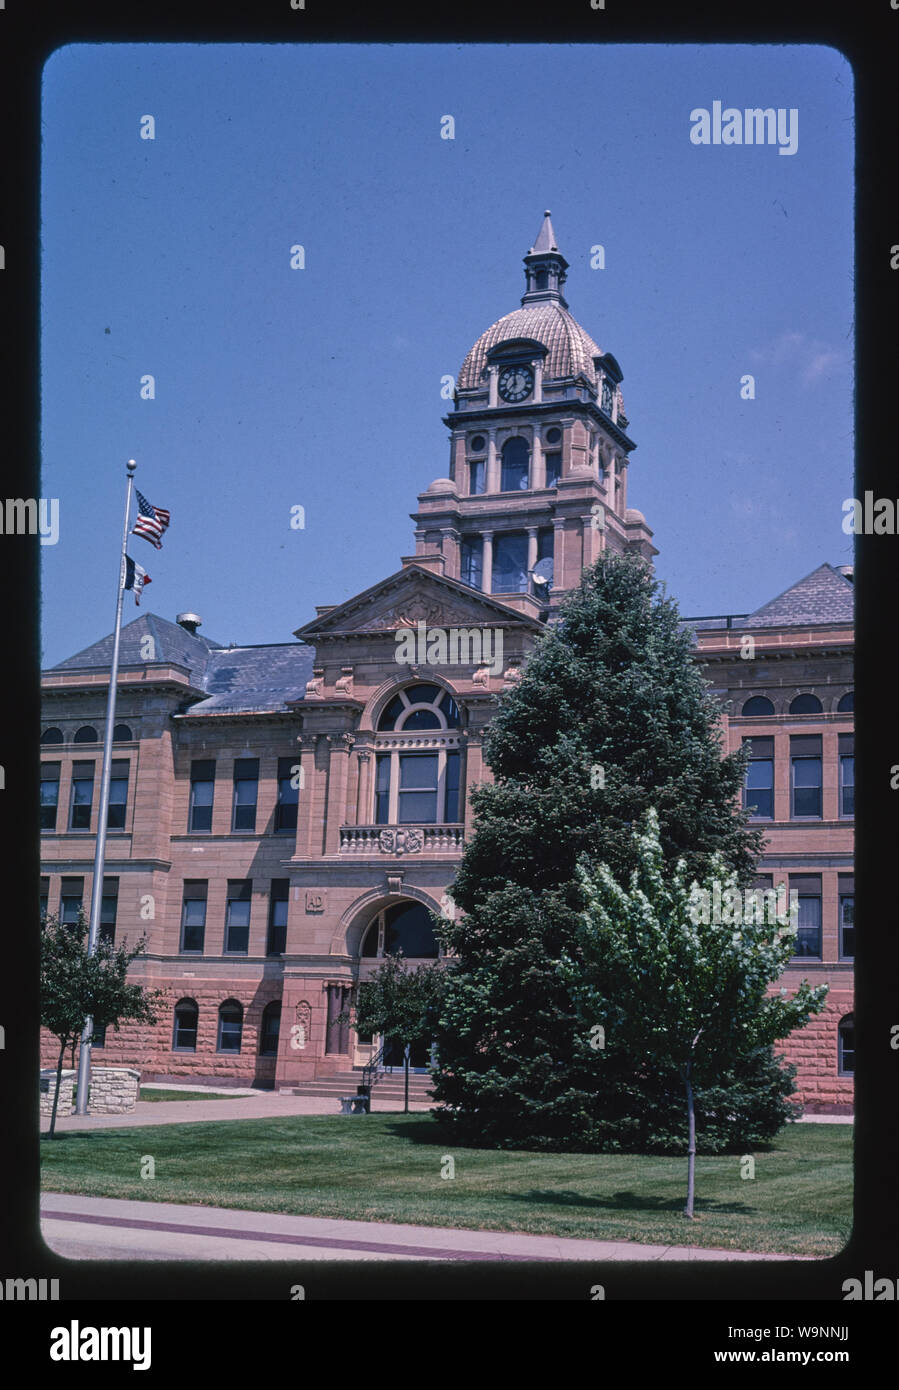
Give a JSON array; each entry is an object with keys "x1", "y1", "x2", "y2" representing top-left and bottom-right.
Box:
[
  {"x1": 40, "y1": 1192, "x2": 808, "y2": 1263},
  {"x1": 40, "y1": 1093, "x2": 852, "y2": 1134},
  {"x1": 40, "y1": 1091, "x2": 432, "y2": 1132}
]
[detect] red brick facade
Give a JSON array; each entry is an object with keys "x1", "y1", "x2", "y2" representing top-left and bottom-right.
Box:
[{"x1": 40, "y1": 215, "x2": 853, "y2": 1113}]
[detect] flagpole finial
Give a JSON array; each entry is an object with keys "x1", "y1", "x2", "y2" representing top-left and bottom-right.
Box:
[{"x1": 127, "y1": 458, "x2": 137, "y2": 475}]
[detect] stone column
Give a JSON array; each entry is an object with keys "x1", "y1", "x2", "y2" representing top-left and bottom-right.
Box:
[
  {"x1": 325, "y1": 734, "x2": 353, "y2": 855},
  {"x1": 581, "y1": 513, "x2": 603, "y2": 568},
  {"x1": 552, "y1": 518, "x2": 566, "y2": 593},
  {"x1": 441, "y1": 526, "x2": 461, "y2": 581},
  {"x1": 486, "y1": 429, "x2": 499, "y2": 492},
  {"x1": 488, "y1": 364, "x2": 498, "y2": 408},
  {"x1": 532, "y1": 358, "x2": 543, "y2": 404},
  {"x1": 531, "y1": 431, "x2": 544, "y2": 489},
  {"x1": 296, "y1": 737, "x2": 318, "y2": 856},
  {"x1": 356, "y1": 750, "x2": 372, "y2": 825},
  {"x1": 481, "y1": 530, "x2": 494, "y2": 594},
  {"x1": 526, "y1": 527, "x2": 539, "y2": 575}
]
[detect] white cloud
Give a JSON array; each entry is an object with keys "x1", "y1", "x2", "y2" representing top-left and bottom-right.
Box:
[{"x1": 749, "y1": 331, "x2": 846, "y2": 387}]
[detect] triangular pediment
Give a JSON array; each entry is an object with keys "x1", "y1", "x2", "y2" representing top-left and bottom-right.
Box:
[{"x1": 294, "y1": 565, "x2": 543, "y2": 641}]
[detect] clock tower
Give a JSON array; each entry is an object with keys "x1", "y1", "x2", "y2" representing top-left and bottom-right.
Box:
[{"x1": 410, "y1": 212, "x2": 656, "y2": 618}]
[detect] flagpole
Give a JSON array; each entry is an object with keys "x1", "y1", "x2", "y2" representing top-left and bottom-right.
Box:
[{"x1": 74, "y1": 458, "x2": 137, "y2": 1115}]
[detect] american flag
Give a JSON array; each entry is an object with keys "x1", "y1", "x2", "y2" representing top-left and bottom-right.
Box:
[{"x1": 131, "y1": 489, "x2": 171, "y2": 549}]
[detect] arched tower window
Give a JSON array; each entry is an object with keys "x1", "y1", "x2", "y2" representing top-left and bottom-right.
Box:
[
  {"x1": 73, "y1": 725, "x2": 99, "y2": 743},
  {"x1": 837, "y1": 691, "x2": 854, "y2": 712},
  {"x1": 40, "y1": 728, "x2": 64, "y2": 745},
  {"x1": 500, "y1": 437, "x2": 529, "y2": 492}
]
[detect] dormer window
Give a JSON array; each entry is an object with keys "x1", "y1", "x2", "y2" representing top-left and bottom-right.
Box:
[{"x1": 601, "y1": 377, "x2": 615, "y2": 415}]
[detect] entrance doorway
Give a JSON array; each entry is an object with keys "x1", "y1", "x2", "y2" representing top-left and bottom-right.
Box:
[{"x1": 383, "y1": 1035, "x2": 431, "y2": 1071}]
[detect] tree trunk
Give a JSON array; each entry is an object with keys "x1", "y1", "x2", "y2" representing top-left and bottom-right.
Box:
[
  {"x1": 49, "y1": 1036, "x2": 67, "y2": 1140},
  {"x1": 404, "y1": 1045, "x2": 410, "y2": 1114},
  {"x1": 683, "y1": 1071, "x2": 696, "y2": 1218}
]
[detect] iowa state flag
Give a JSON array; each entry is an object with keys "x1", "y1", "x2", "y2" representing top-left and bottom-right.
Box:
[{"x1": 124, "y1": 554, "x2": 152, "y2": 605}]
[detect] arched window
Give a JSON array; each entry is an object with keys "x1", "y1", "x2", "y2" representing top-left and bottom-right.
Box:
[
  {"x1": 259, "y1": 1001, "x2": 281, "y2": 1056},
  {"x1": 374, "y1": 685, "x2": 462, "y2": 825},
  {"x1": 40, "y1": 727, "x2": 64, "y2": 745},
  {"x1": 837, "y1": 691, "x2": 854, "y2": 713},
  {"x1": 217, "y1": 1000, "x2": 243, "y2": 1053},
  {"x1": 113, "y1": 723, "x2": 133, "y2": 742},
  {"x1": 377, "y1": 685, "x2": 460, "y2": 732},
  {"x1": 790, "y1": 693, "x2": 823, "y2": 715},
  {"x1": 500, "y1": 436, "x2": 529, "y2": 492},
  {"x1": 73, "y1": 725, "x2": 99, "y2": 744},
  {"x1": 172, "y1": 998, "x2": 198, "y2": 1052},
  {"x1": 838, "y1": 1014, "x2": 854, "y2": 1075},
  {"x1": 741, "y1": 696, "x2": 775, "y2": 717},
  {"x1": 360, "y1": 901, "x2": 440, "y2": 960}
]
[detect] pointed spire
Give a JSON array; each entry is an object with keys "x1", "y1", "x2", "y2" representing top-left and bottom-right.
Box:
[
  {"x1": 529, "y1": 210, "x2": 559, "y2": 255},
  {"x1": 522, "y1": 210, "x2": 569, "y2": 307}
]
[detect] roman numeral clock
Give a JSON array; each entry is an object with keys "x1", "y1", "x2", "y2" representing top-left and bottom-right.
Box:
[{"x1": 497, "y1": 364, "x2": 534, "y2": 403}]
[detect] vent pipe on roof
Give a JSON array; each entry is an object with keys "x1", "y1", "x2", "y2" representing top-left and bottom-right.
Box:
[
  {"x1": 177, "y1": 612, "x2": 202, "y2": 635},
  {"x1": 835, "y1": 565, "x2": 853, "y2": 582}
]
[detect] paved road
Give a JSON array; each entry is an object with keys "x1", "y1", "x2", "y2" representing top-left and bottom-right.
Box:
[{"x1": 40, "y1": 1192, "x2": 806, "y2": 1263}]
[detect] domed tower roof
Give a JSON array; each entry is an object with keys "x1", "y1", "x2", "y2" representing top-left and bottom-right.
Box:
[
  {"x1": 457, "y1": 210, "x2": 604, "y2": 390},
  {"x1": 458, "y1": 301, "x2": 603, "y2": 391}
]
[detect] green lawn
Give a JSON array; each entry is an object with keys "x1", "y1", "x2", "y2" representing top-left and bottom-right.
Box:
[
  {"x1": 138, "y1": 1088, "x2": 241, "y2": 1103},
  {"x1": 40, "y1": 1114, "x2": 852, "y2": 1257}
]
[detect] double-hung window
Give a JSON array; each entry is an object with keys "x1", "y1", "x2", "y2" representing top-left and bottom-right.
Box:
[{"x1": 743, "y1": 736, "x2": 774, "y2": 819}]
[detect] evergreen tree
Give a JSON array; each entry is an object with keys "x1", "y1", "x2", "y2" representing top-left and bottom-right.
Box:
[
  {"x1": 431, "y1": 552, "x2": 767, "y2": 1148},
  {"x1": 560, "y1": 810, "x2": 827, "y2": 1213}
]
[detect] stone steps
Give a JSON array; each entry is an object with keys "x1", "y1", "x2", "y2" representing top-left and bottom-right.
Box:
[{"x1": 280, "y1": 1071, "x2": 434, "y2": 1101}]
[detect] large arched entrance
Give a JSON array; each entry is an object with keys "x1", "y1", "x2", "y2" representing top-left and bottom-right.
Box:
[{"x1": 356, "y1": 900, "x2": 440, "y2": 1071}]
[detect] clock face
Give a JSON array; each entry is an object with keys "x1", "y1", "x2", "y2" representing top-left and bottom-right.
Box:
[{"x1": 498, "y1": 364, "x2": 534, "y2": 403}]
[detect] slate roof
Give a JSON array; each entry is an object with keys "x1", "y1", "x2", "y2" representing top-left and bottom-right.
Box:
[
  {"x1": 48, "y1": 613, "x2": 315, "y2": 716},
  {"x1": 743, "y1": 562, "x2": 854, "y2": 628},
  {"x1": 680, "y1": 563, "x2": 854, "y2": 637},
  {"x1": 183, "y1": 643, "x2": 315, "y2": 715},
  {"x1": 51, "y1": 613, "x2": 224, "y2": 678}
]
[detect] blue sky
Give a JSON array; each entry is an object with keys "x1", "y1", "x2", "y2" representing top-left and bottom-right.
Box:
[{"x1": 40, "y1": 43, "x2": 853, "y2": 665}]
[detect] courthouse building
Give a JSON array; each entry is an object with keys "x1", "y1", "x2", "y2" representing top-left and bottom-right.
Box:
[{"x1": 39, "y1": 214, "x2": 854, "y2": 1111}]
